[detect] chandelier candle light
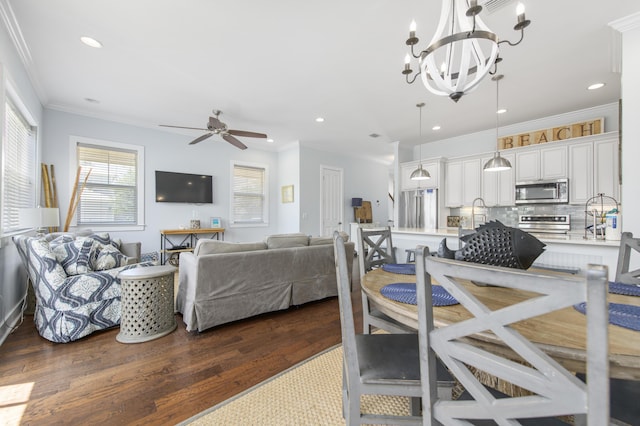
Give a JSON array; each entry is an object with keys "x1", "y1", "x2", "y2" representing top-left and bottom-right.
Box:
[
  {"x1": 403, "y1": 0, "x2": 531, "y2": 102},
  {"x1": 410, "y1": 103, "x2": 431, "y2": 181},
  {"x1": 484, "y1": 74, "x2": 512, "y2": 171}
]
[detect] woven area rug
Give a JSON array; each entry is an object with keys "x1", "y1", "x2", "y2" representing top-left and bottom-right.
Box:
[{"x1": 179, "y1": 345, "x2": 411, "y2": 425}]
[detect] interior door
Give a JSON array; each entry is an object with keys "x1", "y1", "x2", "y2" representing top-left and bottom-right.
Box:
[{"x1": 320, "y1": 166, "x2": 344, "y2": 236}]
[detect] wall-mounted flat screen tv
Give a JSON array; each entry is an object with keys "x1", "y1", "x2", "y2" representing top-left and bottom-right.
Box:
[{"x1": 155, "y1": 170, "x2": 213, "y2": 203}]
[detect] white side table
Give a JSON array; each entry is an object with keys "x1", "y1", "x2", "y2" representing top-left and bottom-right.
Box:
[{"x1": 117, "y1": 265, "x2": 177, "y2": 343}]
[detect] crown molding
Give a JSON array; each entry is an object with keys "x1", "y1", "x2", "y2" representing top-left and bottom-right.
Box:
[
  {"x1": 0, "y1": 0, "x2": 48, "y2": 104},
  {"x1": 609, "y1": 11, "x2": 640, "y2": 33}
]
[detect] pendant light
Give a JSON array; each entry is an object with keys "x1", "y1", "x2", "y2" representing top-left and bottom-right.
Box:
[
  {"x1": 410, "y1": 103, "x2": 431, "y2": 180},
  {"x1": 483, "y1": 74, "x2": 512, "y2": 172}
]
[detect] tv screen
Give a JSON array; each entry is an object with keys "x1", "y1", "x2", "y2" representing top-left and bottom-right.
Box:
[{"x1": 155, "y1": 170, "x2": 213, "y2": 203}]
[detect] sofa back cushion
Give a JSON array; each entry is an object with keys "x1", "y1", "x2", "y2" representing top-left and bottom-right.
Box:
[
  {"x1": 264, "y1": 233, "x2": 309, "y2": 249},
  {"x1": 194, "y1": 240, "x2": 267, "y2": 256},
  {"x1": 309, "y1": 231, "x2": 349, "y2": 246}
]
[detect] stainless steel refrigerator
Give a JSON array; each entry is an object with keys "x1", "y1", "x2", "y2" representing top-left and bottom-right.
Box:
[{"x1": 399, "y1": 188, "x2": 438, "y2": 229}]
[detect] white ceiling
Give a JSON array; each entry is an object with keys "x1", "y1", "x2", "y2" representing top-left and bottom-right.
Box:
[{"x1": 4, "y1": 0, "x2": 640, "y2": 163}]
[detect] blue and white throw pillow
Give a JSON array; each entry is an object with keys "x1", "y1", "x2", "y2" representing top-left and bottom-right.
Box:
[
  {"x1": 92, "y1": 244, "x2": 128, "y2": 271},
  {"x1": 52, "y1": 238, "x2": 96, "y2": 275},
  {"x1": 88, "y1": 233, "x2": 121, "y2": 250}
]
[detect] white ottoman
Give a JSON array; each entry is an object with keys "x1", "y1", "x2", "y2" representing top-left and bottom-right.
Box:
[{"x1": 117, "y1": 265, "x2": 177, "y2": 343}]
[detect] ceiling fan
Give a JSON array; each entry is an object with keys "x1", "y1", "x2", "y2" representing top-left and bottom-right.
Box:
[{"x1": 159, "y1": 110, "x2": 267, "y2": 150}]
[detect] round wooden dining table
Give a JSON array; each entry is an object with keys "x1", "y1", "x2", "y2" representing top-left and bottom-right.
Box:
[{"x1": 362, "y1": 267, "x2": 640, "y2": 380}]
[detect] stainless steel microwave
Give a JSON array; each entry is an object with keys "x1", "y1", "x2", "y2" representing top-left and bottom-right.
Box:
[{"x1": 515, "y1": 179, "x2": 569, "y2": 204}]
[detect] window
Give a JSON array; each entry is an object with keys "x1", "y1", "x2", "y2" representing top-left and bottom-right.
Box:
[
  {"x1": 70, "y1": 137, "x2": 144, "y2": 230},
  {"x1": 230, "y1": 162, "x2": 268, "y2": 226},
  {"x1": 1, "y1": 96, "x2": 36, "y2": 236}
]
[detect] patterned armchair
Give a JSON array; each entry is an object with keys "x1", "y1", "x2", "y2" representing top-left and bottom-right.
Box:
[{"x1": 13, "y1": 232, "x2": 154, "y2": 343}]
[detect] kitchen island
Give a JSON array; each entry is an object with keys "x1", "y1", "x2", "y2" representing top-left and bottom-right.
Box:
[{"x1": 392, "y1": 227, "x2": 620, "y2": 279}]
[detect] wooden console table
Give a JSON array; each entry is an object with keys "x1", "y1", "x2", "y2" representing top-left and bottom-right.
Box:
[{"x1": 160, "y1": 228, "x2": 225, "y2": 265}]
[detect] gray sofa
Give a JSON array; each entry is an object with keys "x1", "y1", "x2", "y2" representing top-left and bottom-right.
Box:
[{"x1": 176, "y1": 233, "x2": 354, "y2": 332}]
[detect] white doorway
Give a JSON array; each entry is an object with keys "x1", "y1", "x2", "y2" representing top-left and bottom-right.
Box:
[{"x1": 320, "y1": 165, "x2": 344, "y2": 236}]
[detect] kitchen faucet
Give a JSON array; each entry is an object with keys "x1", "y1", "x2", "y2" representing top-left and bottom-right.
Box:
[{"x1": 471, "y1": 197, "x2": 487, "y2": 230}]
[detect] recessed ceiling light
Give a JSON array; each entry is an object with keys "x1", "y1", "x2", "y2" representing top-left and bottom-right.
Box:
[
  {"x1": 432, "y1": 125, "x2": 441, "y2": 131},
  {"x1": 80, "y1": 36, "x2": 103, "y2": 48},
  {"x1": 497, "y1": 108, "x2": 507, "y2": 114},
  {"x1": 315, "y1": 117, "x2": 325, "y2": 123},
  {"x1": 267, "y1": 138, "x2": 274, "y2": 143},
  {"x1": 587, "y1": 83, "x2": 605, "y2": 90},
  {"x1": 84, "y1": 97, "x2": 100, "y2": 104}
]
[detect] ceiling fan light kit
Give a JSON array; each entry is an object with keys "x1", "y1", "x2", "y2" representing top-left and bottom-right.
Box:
[
  {"x1": 402, "y1": 0, "x2": 531, "y2": 102},
  {"x1": 159, "y1": 110, "x2": 267, "y2": 150}
]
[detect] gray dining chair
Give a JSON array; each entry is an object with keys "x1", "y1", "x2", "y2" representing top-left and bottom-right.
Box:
[
  {"x1": 615, "y1": 231, "x2": 640, "y2": 285},
  {"x1": 357, "y1": 226, "x2": 414, "y2": 335},
  {"x1": 414, "y1": 246, "x2": 610, "y2": 425},
  {"x1": 333, "y1": 233, "x2": 454, "y2": 425}
]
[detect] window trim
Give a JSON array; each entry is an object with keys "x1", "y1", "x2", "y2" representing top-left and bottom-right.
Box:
[
  {"x1": 0, "y1": 74, "x2": 39, "y2": 244},
  {"x1": 68, "y1": 136, "x2": 145, "y2": 231},
  {"x1": 229, "y1": 160, "x2": 269, "y2": 228}
]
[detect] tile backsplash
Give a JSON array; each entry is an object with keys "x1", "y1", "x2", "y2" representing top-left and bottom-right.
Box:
[{"x1": 450, "y1": 204, "x2": 601, "y2": 233}]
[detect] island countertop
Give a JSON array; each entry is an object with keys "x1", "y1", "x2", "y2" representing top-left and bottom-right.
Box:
[{"x1": 391, "y1": 227, "x2": 620, "y2": 247}]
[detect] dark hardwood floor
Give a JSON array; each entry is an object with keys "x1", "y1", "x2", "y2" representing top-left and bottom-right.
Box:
[{"x1": 0, "y1": 272, "x2": 362, "y2": 425}]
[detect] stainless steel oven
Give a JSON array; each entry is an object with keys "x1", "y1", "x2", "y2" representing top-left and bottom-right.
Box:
[{"x1": 515, "y1": 179, "x2": 568, "y2": 205}]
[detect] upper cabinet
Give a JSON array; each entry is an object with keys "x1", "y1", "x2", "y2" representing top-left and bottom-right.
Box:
[
  {"x1": 445, "y1": 157, "x2": 482, "y2": 207},
  {"x1": 515, "y1": 145, "x2": 567, "y2": 182},
  {"x1": 400, "y1": 160, "x2": 439, "y2": 191},
  {"x1": 569, "y1": 134, "x2": 620, "y2": 204},
  {"x1": 482, "y1": 152, "x2": 515, "y2": 207}
]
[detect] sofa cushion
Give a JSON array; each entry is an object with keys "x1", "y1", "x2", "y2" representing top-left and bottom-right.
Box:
[
  {"x1": 264, "y1": 233, "x2": 309, "y2": 249},
  {"x1": 194, "y1": 240, "x2": 267, "y2": 256},
  {"x1": 88, "y1": 232, "x2": 121, "y2": 249},
  {"x1": 92, "y1": 244, "x2": 129, "y2": 271},
  {"x1": 52, "y1": 238, "x2": 97, "y2": 275},
  {"x1": 309, "y1": 232, "x2": 350, "y2": 246}
]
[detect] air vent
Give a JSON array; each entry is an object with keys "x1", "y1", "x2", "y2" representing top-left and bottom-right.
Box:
[{"x1": 480, "y1": 0, "x2": 514, "y2": 14}]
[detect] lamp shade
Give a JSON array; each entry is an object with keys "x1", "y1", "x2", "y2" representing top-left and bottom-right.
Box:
[
  {"x1": 483, "y1": 152, "x2": 512, "y2": 172},
  {"x1": 19, "y1": 207, "x2": 60, "y2": 228},
  {"x1": 351, "y1": 198, "x2": 363, "y2": 207},
  {"x1": 410, "y1": 165, "x2": 431, "y2": 180}
]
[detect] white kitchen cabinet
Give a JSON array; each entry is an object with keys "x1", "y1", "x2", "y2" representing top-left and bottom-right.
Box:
[
  {"x1": 400, "y1": 160, "x2": 439, "y2": 191},
  {"x1": 569, "y1": 142, "x2": 593, "y2": 204},
  {"x1": 482, "y1": 152, "x2": 515, "y2": 206},
  {"x1": 462, "y1": 157, "x2": 482, "y2": 205},
  {"x1": 444, "y1": 160, "x2": 463, "y2": 207},
  {"x1": 515, "y1": 145, "x2": 567, "y2": 182},
  {"x1": 445, "y1": 157, "x2": 482, "y2": 207},
  {"x1": 568, "y1": 135, "x2": 620, "y2": 205},
  {"x1": 594, "y1": 137, "x2": 620, "y2": 201}
]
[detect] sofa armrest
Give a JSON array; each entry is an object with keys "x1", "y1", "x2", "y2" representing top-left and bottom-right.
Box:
[{"x1": 120, "y1": 242, "x2": 141, "y2": 263}]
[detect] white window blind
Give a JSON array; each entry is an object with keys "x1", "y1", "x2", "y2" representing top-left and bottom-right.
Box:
[
  {"x1": 76, "y1": 144, "x2": 137, "y2": 225},
  {"x1": 232, "y1": 164, "x2": 267, "y2": 224},
  {"x1": 1, "y1": 98, "x2": 36, "y2": 234}
]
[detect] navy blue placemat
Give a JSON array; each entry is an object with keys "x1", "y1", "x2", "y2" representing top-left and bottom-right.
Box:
[
  {"x1": 574, "y1": 302, "x2": 640, "y2": 331},
  {"x1": 381, "y1": 263, "x2": 416, "y2": 275},
  {"x1": 609, "y1": 281, "x2": 640, "y2": 297},
  {"x1": 380, "y1": 283, "x2": 458, "y2": 306}
]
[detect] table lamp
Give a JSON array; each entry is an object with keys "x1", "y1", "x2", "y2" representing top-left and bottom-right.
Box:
[{"x1": 19, "y1": 207, "x2": 60, "y2": 237}]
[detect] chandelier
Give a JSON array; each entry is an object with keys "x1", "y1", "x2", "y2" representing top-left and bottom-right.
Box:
[{"x1": 402, "y1": 0, "x2": 531, "y2": 102}]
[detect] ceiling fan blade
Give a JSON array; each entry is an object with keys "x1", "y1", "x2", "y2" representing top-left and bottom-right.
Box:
[
  {"x1": 227, "y1": 129, "x2": 268, "y2": 138},
  {"x1": 222, "y1": 133, "x2": 248, "y2": 150},
  {"x1": 159, "y1": 124, "x2": 208, "y2": 131},
  {"x1": 189, "y1": 133, "x2": 214, "y2": 145},
  {"x1": 209, "y1": 116, "x2": 224, "y2": 130}
]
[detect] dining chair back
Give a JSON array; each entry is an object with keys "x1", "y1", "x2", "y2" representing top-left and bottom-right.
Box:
[
  {"x1": 615, "y1": 231, "x2": 640, "y2": 285},
  {"x1": 356, "y1": 226, "x2": 413, "y2": 335},
  {"x1": 414, "y1": 246, "x2": 610, "y2": 425},
  {"x1": 333, "y1": 232, "x2": 454, "y2": 425}
]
